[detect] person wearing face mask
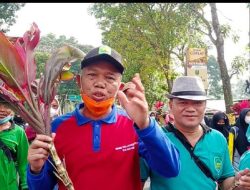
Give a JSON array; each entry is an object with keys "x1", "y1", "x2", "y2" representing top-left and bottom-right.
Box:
[
  {"x1": 0, "y1": 97, "x2": 29, "y2": 190},
  {"x1": 246, "y1": 113, "x2": 250, "y2": 126},
  {"x1": 149, "y1": 111, "x2": 156, "y2": 119},
  {"x1": 239, "y1": 114, "x2": 250, "y2": 170},
  {"x1": 27, "y1": 45, "x2": 180, "y2": 190},
  {"x1": 235, "y1": 108, "x2": 250, "y2": 155},
  {"x1": 211, "y1": 111, "x2": 231, "y2": 140},
  {"x1": 211, "y1": 111, "x2": 248, "y2": 171},
  {"x1": 50, "y1": 98, "x2": 61, "y2": 120}
]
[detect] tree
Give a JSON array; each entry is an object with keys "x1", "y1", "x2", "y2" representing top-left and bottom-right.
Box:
[
  {"x1": 230, "y1": 55, "x2": 249, "y2": 79},
  {"x1": 36, "y1": 33, "x2": 93, "y2": 53},
  {"x1": 207, "y1": 55, "x2": 223, "y2": 99},
  {"x1": 0, "y1": 3, "x2": 25, "y2": 32},
  {"x1": 190, "y1": 3, "x2": 239, "y2": 113},
  {"x1": 232, "y1": 79, "x2": 250, "y2": 100},
  {"x1": 89, "y1": 3, "x2": 207, "y2": 107}
]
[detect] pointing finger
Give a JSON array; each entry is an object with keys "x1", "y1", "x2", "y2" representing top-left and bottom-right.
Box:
[
  {"x1": 131, "y1": 73, "x2": 145, "y2": 93},
  {"x1": 117, "y1": 91, "x2": 128, "y2": 109}
]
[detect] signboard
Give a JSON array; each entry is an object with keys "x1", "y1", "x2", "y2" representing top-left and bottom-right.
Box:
[
  {"x1": 67, "y1": 95, "x2": 82, "y2": 102},
  {"x1": 187, "y1": 48, "x2": 207, "y2": 69},
  {"x1": 186, "y1": 48, "x2": 208, "y2": 90},
  {"x1": 187, "y1": 68, "x2": 209, "y2": 89}
]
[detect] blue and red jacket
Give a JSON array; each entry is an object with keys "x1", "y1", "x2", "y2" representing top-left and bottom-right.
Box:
[{"x1": 27, "y1": 104, "x2": 180, "y2": 190}]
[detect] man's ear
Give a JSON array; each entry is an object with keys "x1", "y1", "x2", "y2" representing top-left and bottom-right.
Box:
[{"x1": 76, "y1": 74, "x2": 81, "y2": 88}]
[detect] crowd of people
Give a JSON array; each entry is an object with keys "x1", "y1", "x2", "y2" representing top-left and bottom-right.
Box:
[{"x1": 0, "y1": 45, "x2": 250, "y2": 190}]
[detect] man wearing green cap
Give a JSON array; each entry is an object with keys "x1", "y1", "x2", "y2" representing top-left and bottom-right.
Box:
[
  {"x1": 0, "y1": 97, "x2": 29, "y2": 190},
  {"x1": 27, "y1": 45, "x2": 180, "y2": 190}
]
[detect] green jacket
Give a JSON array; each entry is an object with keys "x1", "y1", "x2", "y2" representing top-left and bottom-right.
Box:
[{"x1": 0, "y1": 122, "x2": 29, "y2": 190}]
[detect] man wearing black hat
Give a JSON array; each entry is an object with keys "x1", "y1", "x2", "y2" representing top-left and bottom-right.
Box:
[
  {"x1": 0, "y1": 97, "x2": 29, "y2": 190},
  {"x1": 27, "y1": 45, "x2": 180, "y2": 190},
  {"x1": 140, "y1": 76, "x2": 250, "y2": 190}
]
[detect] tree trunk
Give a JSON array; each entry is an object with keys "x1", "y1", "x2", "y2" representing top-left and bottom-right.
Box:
[
  {"x1": 165, "y1": 53, "x2": 173, "y2": 93},
  {"x1": 210, "y1": 3, "x2": 233, "y2": 113}
]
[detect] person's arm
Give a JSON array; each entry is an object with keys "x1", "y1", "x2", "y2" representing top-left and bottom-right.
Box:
[
  {"x1": 117, "y1": 73, "x2": 180, "y2": 178},
  {"x1": 218, "y1": 134, "x2": 250, "y2": 190},
  {"x1": 16, "y1": 127, "x2": 29, "y2": 190},
  {"x1": 27, "y1": 158, "x2": 57, "y2": 190},
  {"x1": 220, "y1": 176, "x2": 235, "y2": 190},
  {"x1": 137, "y1": 117, "x2": 180, "y2": 178}
]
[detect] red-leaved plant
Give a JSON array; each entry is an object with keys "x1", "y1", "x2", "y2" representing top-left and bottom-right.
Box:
[
  {"x1": 231, "y1": 100, "x2": 250, "y2": 116},
  {"x1": 0, "y1": 22, "x2": 85, "y2": 190}
]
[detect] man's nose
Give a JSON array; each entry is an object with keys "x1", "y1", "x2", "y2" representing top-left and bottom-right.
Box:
[
  {"x1": 185, "y1": 104, "x2": 197, "y2": 111},
  {"x1": 94, "y1": 80, "x2": 106, "y2": 88}
]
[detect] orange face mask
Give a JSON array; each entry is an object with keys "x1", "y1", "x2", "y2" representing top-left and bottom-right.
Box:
[{"x1": 81, "y1": 94, "x2": 115, "y2": 117}]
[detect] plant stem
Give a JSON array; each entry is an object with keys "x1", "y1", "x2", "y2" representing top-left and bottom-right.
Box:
[{"x1": 49, "y1": 142, "x2": 74, "y2": 190}]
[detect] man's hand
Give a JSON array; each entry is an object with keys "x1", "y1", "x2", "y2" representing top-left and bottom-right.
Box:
[
  {"x1": 117, "y1": 73, "x2": 149, "y2": 129},
  {"x1": 28, "y1": 133, "x2": 55, "y2": 174},
  {"x1": 236, "y1": 168, "x2": 250, "y2": 190}
]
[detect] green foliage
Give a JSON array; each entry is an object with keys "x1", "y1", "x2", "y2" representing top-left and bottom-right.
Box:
[
  {"x1": 219, "y1": 24, "x2": 231, "y2": 38},
  {"x1": 36, "y1": 33, "x2": 94, "y2": 54},
  {"x1": 207, "y1": 55, "x2": 223, "y2": 99},
  {"x1": 89, "y1": 3, "x2": 207, "y2": 106},
  {"x1": 141, "y1": 67, "x2": 168, "y2": 109},
  {"x1": 35, "y1": 51, "x2": 51, "y2": 78},
  {"x1": 230, "y1": 55, "x2": 249, "y2": 79},
  {"x1": 35, "y1": 33, "x2": 93, "y2": 97},
  {"x1": 0, "y1": 3, "x2": 25, "y2": 32}
]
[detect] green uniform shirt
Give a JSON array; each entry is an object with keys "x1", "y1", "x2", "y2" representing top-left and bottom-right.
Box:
[
  {"x1": 239, "y1": 150, "x2": 250, "y2": 170},
  {"x1": 0, "y1": 123, "x2": 29, "y2": 190},
  {"x1": 140, "y1": 126, "x2": 235, "y2": 190}
]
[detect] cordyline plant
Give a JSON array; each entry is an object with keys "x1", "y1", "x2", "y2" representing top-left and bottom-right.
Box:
[
  {"x1": 0, "y1": 22, "x2": 85, "y2": 190},
  {"x1": 231, "y1": 100, "x2": 250, "y2": 116}
]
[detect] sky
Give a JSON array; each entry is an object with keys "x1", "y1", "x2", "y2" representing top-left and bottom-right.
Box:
[
  {"x1": 7, "y1": 3, "x2": 103, "y2": 46},
  {"x1": 6, "y1": 3, "x2": 250, "y2": 78}
]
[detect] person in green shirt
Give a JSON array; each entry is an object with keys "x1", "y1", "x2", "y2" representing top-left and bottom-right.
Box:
[
  {"x1": 141, "y1": 76, "x2": 250, "y2": 190},
  {"x1": 0, "y1": 97, "x2": 29, "y2": 190}
]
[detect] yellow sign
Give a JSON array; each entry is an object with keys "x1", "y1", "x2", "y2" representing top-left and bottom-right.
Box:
[
  {"x1": 187, "y1": 68, "x2": 208, "y2": 89},
  {"x1": 186, "y1": 48, "x2": 208, "y2": 90},
  {"x1": 187, "y1": 48, "x2": 207, "y2": 69}
]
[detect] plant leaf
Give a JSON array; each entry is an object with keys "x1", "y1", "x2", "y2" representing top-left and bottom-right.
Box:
[
  {"x1": 23, "y1": 22, "x2": 40, "y2": 84},
  {"x1": 0, "y1": 85, "x2": 44, "y2": 134},
  {"x1": 40, "y1": 45, "x2": 85, "y2": 104},
  {"x1": 59, "y1": 71, "x2": 75, "y2": 81},
  {"x1": 0, "y1": 32, "x2": 26, "y2": 89},
  {"x1": 62, "y1": 62, "x2": 72, "y2": 71}
]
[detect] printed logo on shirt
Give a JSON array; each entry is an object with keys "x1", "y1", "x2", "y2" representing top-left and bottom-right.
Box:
[
  {"x1": 214, "y1": 156, "x2": 223, "y2": 173},
  {"x1": 115, "y1": 142, "x2": 138, "y2": 152}
]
